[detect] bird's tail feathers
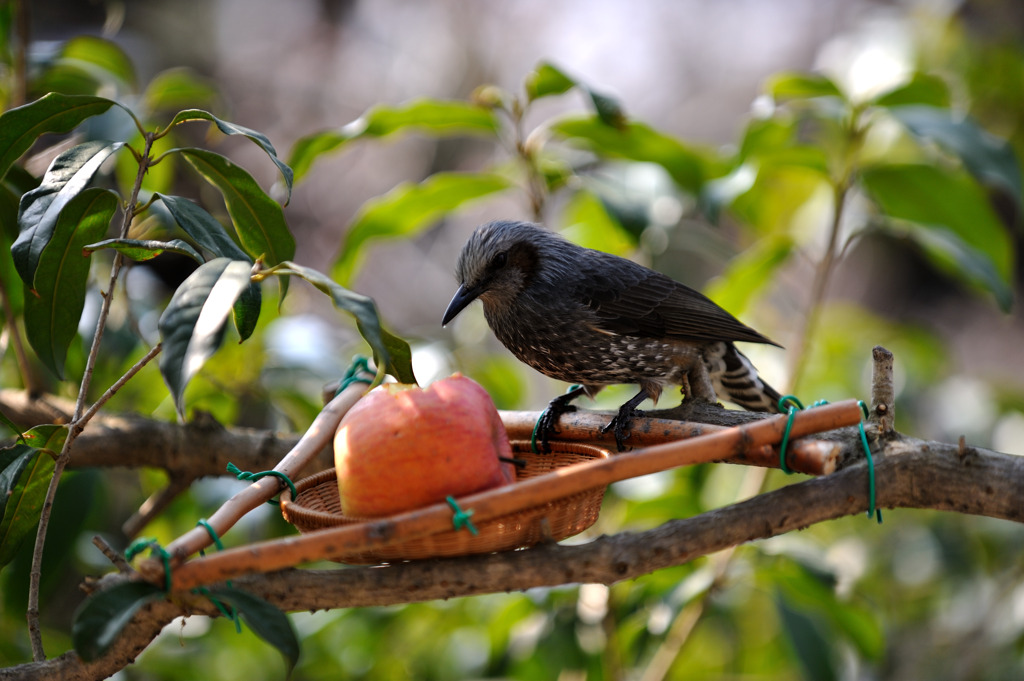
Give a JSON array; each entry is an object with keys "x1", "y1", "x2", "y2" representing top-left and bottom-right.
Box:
[{"x1": 705, "y1": 342, "x2": 783, "y2": 413}]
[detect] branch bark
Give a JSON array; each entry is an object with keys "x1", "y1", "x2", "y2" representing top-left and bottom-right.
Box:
[
  {"x1": 0, "y1": 389, "x2": 318, "y2": 477},
  {"x1": 3, "y1": 347, "x2": 1020, "y2": 680},
  {"x1": 4, "y1": 431, "x2": 1022, "y2": 681}
]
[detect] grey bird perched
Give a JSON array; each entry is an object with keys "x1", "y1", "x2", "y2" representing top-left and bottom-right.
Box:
[{"x1": 442, "y1": 220, "x2": 782, "y2": 449}]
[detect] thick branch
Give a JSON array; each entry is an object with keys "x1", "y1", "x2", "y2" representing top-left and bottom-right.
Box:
[
  {"x1": 0, "y1": 389, "x2": 316, "y2": 477},
  {"x1": 0, "y1": 390, "x2": 838, "y2": 479},
  {"x1": 5, "y1": 433, "x2": 1022, "y2": 681}
]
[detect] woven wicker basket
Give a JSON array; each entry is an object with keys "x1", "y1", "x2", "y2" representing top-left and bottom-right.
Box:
[{"x1": 280, "y1": 440, "x2": 609, "y2": 563}]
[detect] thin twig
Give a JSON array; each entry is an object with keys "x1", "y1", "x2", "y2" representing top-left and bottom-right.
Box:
[
  {"x1": 26, "y1": 133, "x2": 155, "y2": 661},
  {"x1": 502, "y1": 97, "x2": 546, "y2": 221},
  {"x1": 121, "y1": 476, "x2": 192, "y2": 540},
  {"x1": 785, "y1": 176, "x2": 850, "y2": 394},
  {"x1": 0, "y1": 286, "x2": 37, "y2": 395},
  {"x1": 90, "y1": 536, "x2": 133, "y2": 574},
  {"x1": 78, "y1": 343, "x2": 162, "y2": 428},
  {"x1": 870, "y1": 345, "x2": 895, "y2": 435}
]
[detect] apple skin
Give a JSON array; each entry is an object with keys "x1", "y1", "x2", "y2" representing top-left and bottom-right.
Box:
[{"x1": 334, "y1": 374, "x2": 515, "y2": 518}]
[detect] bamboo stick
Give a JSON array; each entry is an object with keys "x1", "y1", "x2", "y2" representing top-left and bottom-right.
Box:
[
  {"x1": 148, "y1": 399, "x2": 864, "y2": 591},
  {"x1": 161, "y1": 374, "x2": 371, "y2": 563},
  {"x1": 499, "y1": 410, "x2": 840, "y2": 475}
]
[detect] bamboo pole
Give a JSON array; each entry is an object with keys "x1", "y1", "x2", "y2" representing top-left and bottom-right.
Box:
[
  {"x1": 161, "y1": 375, "x2": 372, "y2": 563},
  {"x1": 146, "y1": 399, "x2": 864, "y2": 591},
  {"x1": 500, "y1": 410, "x2": 840, "y2": 475}
]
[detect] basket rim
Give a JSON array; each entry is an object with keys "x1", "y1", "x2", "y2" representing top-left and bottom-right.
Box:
[{"x1": 279, "y1": 439, "x2": 610, "y2": 521}]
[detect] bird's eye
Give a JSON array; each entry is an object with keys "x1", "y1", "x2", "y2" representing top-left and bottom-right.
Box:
[{"x1": 491, "y1": 251, "x2": 508, "y2": 269}]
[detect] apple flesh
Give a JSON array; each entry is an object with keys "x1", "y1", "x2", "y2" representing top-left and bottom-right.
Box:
[{"x1": 334, "y1": 374, "x2": 515, "y2": 518}]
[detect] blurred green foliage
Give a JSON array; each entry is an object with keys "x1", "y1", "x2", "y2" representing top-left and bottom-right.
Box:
[{"x1": 1, "y1": 5, "x2": 1024, "y2": 681}]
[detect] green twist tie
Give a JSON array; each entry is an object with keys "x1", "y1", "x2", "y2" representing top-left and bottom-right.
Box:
[
  {"x1": 196, "y1": 519, "x2": 241, "y2": 632},
  {"x1": 858, "y1": 401, "x2": 883, "y2": 524},
  {"x1": 335, "y1": 355, "x2": 375, "y2": 396},
  {"x1": 226, "y1": 463, "x2": 297, "y2": 506},
  {"x1": 775, "y1": 396, "x2": 882, "y2": 524},
  {"x1": 125, "y1": 538, "x2": 172, "y2": 592},
  {"x1": 530, "y1": 415, "x2": 544, "y2": 455},
  {"x1": 532, "y1": 384, "x2": 582, "y2": 454},
  {"x1": 446, "y1": 496, "x2": 479, "y2": 535},
  {"x1": 196, "y1": 518, "x2": 226, "y2": 552},
  {"x1": 776, "y1": 395, "x2": 805, "y2": 474}
]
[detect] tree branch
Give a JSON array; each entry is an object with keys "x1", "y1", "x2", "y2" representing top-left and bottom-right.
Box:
[
  {"x1": 0, "y1": 389, "x2": 315, "y2": 478},
  {"x1": 4, "y1": 431, "x2": 1022, "y2": 681},
  {"x1": 0, "y1": 390, "x2": 840, "y2": 479}
]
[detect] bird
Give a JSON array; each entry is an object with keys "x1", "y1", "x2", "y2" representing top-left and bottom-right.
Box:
[{"x1": 441, "y1": 220, "x2": 783, "y2": 449}]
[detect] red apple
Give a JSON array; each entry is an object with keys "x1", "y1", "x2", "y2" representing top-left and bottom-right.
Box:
[{"x1": 334, "y1": 374, "x2": 515, "y2": 518}]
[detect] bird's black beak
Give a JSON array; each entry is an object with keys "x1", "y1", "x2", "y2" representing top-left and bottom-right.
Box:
[{"x1": 442, "y1": 284, "x2": 481, "y2": 326}]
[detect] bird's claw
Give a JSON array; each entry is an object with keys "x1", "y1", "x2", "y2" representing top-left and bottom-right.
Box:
[
  {"x1": 602, "y1": 406, "x2": 643, "y2": 452},
  {"x1": 536, "y1": 393, "x2": 579, "y2": 453}
]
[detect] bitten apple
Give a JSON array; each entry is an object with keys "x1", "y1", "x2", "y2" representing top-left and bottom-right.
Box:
[{"x1": 334, "y1": 374, "x2": 515, "y2": 517}]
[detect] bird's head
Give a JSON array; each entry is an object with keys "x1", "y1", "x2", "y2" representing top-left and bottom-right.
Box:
[{"x1": 442, "y1": 220, "x2": 561, "y2": 326}]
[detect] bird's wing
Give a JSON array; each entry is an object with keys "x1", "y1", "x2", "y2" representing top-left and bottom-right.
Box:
[{"x1": 574, "y1": 255, "x2": 780, "y2": 346}]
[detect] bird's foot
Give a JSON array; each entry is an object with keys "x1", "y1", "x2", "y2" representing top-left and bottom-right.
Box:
[
  {"x1": 602, "y1": 404, "x2": 644, "y2": 452},
  {"x1": 536, "y1": 387, "x2": 584, "y2": 453}
]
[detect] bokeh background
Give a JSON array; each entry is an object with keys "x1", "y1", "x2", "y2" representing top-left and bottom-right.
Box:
[{"x1": 5, "y1": 0, "x2": 1024, "y2": 679}]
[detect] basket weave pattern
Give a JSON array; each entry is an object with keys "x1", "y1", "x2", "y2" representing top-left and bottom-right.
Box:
[{"x1": 280, "y1": 440, "x2": 609, "y2": 563}]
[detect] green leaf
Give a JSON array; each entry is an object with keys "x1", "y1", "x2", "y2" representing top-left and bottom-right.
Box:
[
  {"x1": 559, "y1": 189, "x2": 635, "y2": 256},
  {"x1": 206, "y1": 586, "x2": 300, "y2": 674},
  {"x1": 862, "y1": 163, "x2": 1014, "y2": 309},
  {"x1": 288, "y1": 99, "x2": 499, "y2": 183},
  {"x1": 872, "y1": 73, "x2": 951, "y2": 108},
  {"x1": 58, "y1": 35, "x2": 137, "y2": 90},
  {"x1": 18, "y1": 424, "x2": 68, "y2": 457},
  {"x1": 356, "y1": 99, "x2": 499, "y2": 138},
  {"x1": 524, "y1": 62, "x2": 625, "y2": 127},
  {"x1": 142, "y1": 68, "x2": 219, "y2": 114},
  {"x1": 549, "y1": 116, "x2": 710, "y2": 193},
  {"x1": 24, "y1": 188, "x2": 118, "y2": 378},
  {"x1": 177, "y1": 149, "x2": 295, "y2": 297},
  {"x1": 257, "y1": 262, "x2": 416, "y2": 385},
  {"x1": 84, "y1": 238, "x2": 204, "y2": 263},
  {"x1": 12, "y1": 140, "x2": 123, "y2": 289},
  {"x1": 333, "y1": 171, "x2": 512, "y2": 285},
  {"x1": 156, "y1": 195, "x2": 263, "y2": 337},
  {"x1": 158, "y1": 258, "x2": 254, "y2": 418},
  {"x1": 0, "y1": 185, "x2": 24, "y2": 314},
  {"x1": 774, "y1": 590, "x2": 838, "y2": 681},
  {"x1": 767, "y1": 72, "x2": 844, "y2": 101},
  {"x1": 0, "y1": 445, "x2": 56, "y2": 567},
  {"x1": 588, "y1": 90, "x2": 627, "y2": 129},
  {"x1": 525, "y1": 62, "x2": 577, "y2": 100},
  {"x1": 168, "y1": 110, "x2": 293, "y2": 203},
  {"x1": 887, "y1": 105, "x2": 1023, "y2": 210},
  {"x1": 722, "y1": 163, "x2": 828, "y2": 236},
  {"x1": 0, "y1": 93, "x2": 116, "y2": 181},
  {"x1": 0, "y1": 444, "x2": 33, "y2": 525},
  {"x1": 233, "y1": 282, "x2": 262, "y2": 342},
  {"x1": 771, "y1": 557, "x2": 884, "y2": 661},
  {"x1": 901, "y1": 222, "x2": 1014, "y2": 312},
  {"x1": 72, "y1": 581, "x2": 165, "y2": 662},
  {"x1": 737, "y1": 117, "x2": 830, "y2": 173},
  {"x1": 704, "y1": 235, "x2": 794, "y2": 316},
  {"x1": 0, "y1": 410, "x2": 22, "y2": 440},
  {"x1": 157, "y1": 193, "x2": 249, "y2": 261}
]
